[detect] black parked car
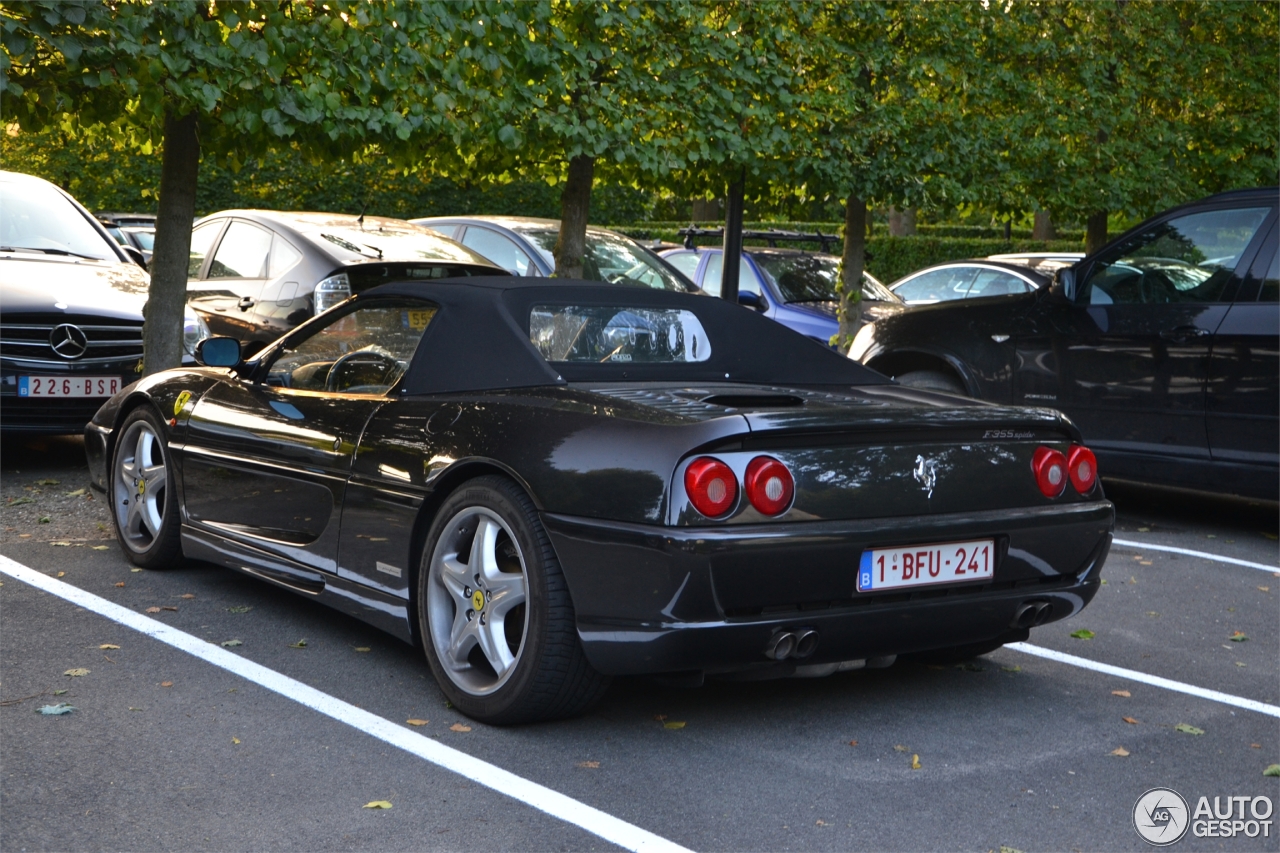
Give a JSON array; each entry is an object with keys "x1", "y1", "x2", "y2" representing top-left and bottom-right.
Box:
[
  {"x1": 0, "y1": 171, "x2": 209, "y2": 433},
  {"x1": 86, "y1": 277, "x2": 1112, "y2": 724},
  {"x1": 888, "y1": 259, "x2": 1054, "y2": 305},
  {"x1": 185, "y1": 210, "x2": 506, "y2": 348},
  {"x1": 851, "y1": 188, "x2": 1279, "y2": 499}
]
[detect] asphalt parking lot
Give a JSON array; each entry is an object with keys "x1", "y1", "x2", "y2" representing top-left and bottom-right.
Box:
[{"x1": 2, "y1": 435, "x2": 1277, "y2": 852}]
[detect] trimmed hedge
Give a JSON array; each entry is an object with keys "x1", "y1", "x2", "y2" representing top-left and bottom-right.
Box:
[{"x1": 611, "y1": 225, "x2": 1082, "y2": 284}]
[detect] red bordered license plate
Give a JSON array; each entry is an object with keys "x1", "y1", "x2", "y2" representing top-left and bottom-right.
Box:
[
  {"x1": 857, "y1": 538, "x2": 995, "y2": 592},
  {"x1": 18, "y1": 375, "x2": 122, "y2": 398}
]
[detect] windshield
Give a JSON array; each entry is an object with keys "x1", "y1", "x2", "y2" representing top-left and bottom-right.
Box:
[
  {"x1": 752, "y1": 253, "x2": 898, "y2": 303},
  {"x1": 0, "y1": 178, "x2": 116, "y2": 260},
  {"x1": 521, "y1": 227, "x2": 690, "y2": 291}
]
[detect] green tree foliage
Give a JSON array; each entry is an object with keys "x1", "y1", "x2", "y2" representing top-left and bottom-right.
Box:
[{"x1": 2, "y1": 0, "x2": 470, "y2": 372}]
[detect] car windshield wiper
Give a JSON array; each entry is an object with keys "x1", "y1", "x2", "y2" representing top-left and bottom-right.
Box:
[{"x1": 0, "y1": 245, "x2": 105, "y2": 261}]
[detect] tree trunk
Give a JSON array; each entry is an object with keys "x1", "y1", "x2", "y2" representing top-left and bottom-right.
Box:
[
  {"x1": 553, "y1": 154, "x2": 596, "y2": 279},
  {"x1": 837, "y1": 193, "x2": 867, "y2": 348},
  {"x1": 145, "y1": 111, "x2": 200, "y2": 376},
  {"x1": 691, "y1": 197, "x2": 720, "y2": 222},
  {"x1": 887, "y1": 206, "x2": 917, "y2": 237},
  {"x1": 1032, "y1": 210, "x2": 1056, "y2": 241},
  {"x1": 1085, "y1": 211, "x2": 1108, "y2": 254},
  {"x1": 720, "y1": 167, "x2": 745, "y2": 303}
]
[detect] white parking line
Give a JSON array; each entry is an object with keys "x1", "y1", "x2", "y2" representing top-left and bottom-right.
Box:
[
  {"x1": 1111, "y1": 538, "x2": 1278, "y2": 573},
  {"x1": 0, "y1": 555, "x2": 692, "y2": 853},
  {"x1": 1008, "y1": 642, "x2": 1280, "y2": 718}
]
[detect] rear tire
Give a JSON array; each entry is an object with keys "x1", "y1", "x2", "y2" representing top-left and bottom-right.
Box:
[
  {"x1": 418, "y1": 475, "x2": 610, "y2": 725},
  {"x1": 109, "y1": 407, "x2": 183, "y2": 569},
  {"x1": 895, "y1": 369, "x2": 966, "y2": 396}
]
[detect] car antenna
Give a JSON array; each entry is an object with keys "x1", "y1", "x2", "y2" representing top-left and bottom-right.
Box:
[{"x1": 356, "y1": 202, "x2": 367, "y2": 231}]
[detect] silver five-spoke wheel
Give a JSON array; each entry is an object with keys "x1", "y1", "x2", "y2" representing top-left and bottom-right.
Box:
[
  {"x1": 427, "y1": 507, "x2": 529, "y2": 696},
  {"x1": 113, "y1": 418, "x2": 169, "y2": 553}
]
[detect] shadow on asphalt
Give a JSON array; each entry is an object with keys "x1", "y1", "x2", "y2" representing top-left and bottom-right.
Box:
[{"x1": 1103, "y1": 477, "x2": 1278, "y2": 536}]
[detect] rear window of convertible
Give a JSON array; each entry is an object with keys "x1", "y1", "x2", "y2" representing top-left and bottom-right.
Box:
[{"x1": 529, "y1": 305, "x2": 712, "y2": 363}]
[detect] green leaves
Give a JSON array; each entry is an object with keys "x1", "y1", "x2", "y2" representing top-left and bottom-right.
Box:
[{"x1": 1069, "y1": 629, "x2": 1096, "y2": 640}]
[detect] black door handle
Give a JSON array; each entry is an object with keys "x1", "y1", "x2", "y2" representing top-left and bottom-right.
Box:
[
  {"x1": 237, "y1": 296, "x2": 255, "y2": 311},
  {"x1": 1159, "y1": 326, "x2": 1210, "y2": 342}
]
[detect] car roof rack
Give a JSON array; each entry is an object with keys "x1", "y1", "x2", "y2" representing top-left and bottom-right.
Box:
[{"x1": 678, "y1": 226, "x2": 840, "y2": 254}]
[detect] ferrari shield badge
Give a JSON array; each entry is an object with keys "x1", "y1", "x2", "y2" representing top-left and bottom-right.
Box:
[{"x1": 173, "y1": 390, "x2": 192, "y2": 417}]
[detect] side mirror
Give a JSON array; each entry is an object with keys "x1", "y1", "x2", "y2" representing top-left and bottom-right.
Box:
[
  {"x1": 1050, "y1": 267, "x2": 1077, "y2": 303},
  {"x1": 194, "y1": 337, "x2": 242, "y2": 368},
  {"x1": 121, "y1": 245, "x2": 147, "y2": 269},
  {"x1": 738, "y1": 291, "x2": 767, "y2": 312}
]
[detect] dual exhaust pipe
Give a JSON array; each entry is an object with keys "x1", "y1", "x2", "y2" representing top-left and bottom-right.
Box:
[
  {"x1": 764, "y1": 628, "x2": 819, "y2": 661},
  {"x1": 1012, "y1": 600, "x2": 1054, "y2": 629}
]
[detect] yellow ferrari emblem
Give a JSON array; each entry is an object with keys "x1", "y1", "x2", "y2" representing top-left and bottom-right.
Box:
[
  {"x1": 471, "y1": 590, "x2": 485, "y2": 612},
  {"x1": 173, "y1": 390, "x2": 192, "y2": 416}
]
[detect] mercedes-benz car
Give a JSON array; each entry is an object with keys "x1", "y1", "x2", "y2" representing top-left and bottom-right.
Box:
[{"x1": 0, "y1": 171, "x2": 209, "y2": 433}]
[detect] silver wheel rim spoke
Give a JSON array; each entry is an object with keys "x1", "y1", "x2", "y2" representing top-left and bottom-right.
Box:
[
  {"x1": 426, "y1": 505, "x2": 530, "y2": 696},
  {"x1": 113, "y1": 421, "x2": 167, "y2": 553}
]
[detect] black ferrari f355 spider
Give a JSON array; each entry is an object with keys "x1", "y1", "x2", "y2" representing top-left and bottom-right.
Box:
[{"x1": 86, "y1": 277, "x2": 1113, "y2": 724}]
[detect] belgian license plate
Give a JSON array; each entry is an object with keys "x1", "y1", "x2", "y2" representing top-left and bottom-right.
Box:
[
  {"x1": 857, "y1": 538, "x2": 995, "y2": 592},
  {"x1": 18, "y1": 375, "x2": 121, "y2": 398}
]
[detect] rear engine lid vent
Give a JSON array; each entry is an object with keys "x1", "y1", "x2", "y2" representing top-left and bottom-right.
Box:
[{"x1": 700, "y1": 394, "x2": 805, "y2": 409}]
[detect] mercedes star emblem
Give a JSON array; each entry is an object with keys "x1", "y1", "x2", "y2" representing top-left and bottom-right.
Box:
[{"x1": 49, "y1": 324, "x2": 89, "y2": 360}]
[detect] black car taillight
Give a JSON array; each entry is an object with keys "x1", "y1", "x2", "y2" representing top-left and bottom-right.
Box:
[
  {"x1": 1067, "y1": 444, "x2": 1098, "y2": 493},
  {"x1": 1031, "y1": 446, "x2": 1068, "y2": 498},
  {"x1": 744, "y1": 456, "x2": 794, "y2": 516},
  {"x1": 684, "y1": 457, "x2": 737, "y2": 518}
]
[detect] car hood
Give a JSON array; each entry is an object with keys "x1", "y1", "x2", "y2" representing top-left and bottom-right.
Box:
[
  {"x1": 785, "y1": 299, "x2": 906, "y2": 322},
  {"x1": 0, "y1": 254, "x2": 148, "y2": 320}
]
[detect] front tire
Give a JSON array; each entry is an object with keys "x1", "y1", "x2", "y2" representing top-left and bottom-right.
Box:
[
  {"x1": 418, "y1": 476, "x2": 609, "y2": 724},
  {"x1": 110, "y1": 407, "x2": 183, "y2": 568}
]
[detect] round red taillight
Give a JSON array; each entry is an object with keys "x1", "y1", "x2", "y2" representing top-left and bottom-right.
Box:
[
  {"x1": 744, "y1": 456, "x2": 795, "y2": 516},
  {"x1": 1031, "y1": 446, "x2": 1068, "y2": 498},
  {"x1": 1067, "y1": 444, "x2": 1097, "y2": 493},
  {"x1": 684, "y1": 457, "x2": 738, "y2": 518}
]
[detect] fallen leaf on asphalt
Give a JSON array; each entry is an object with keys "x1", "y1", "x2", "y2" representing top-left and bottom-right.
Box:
[
  {"x1": 53, "y1": 689, "x2": 67, "y2": 695},
  {"x1": 130, "y1": 567, "x2": 141, "y2": 572},
  {"x1": 1069, "y1": 629, "x2": 1095, "y2": 640},
  {"x1": 288, "y1": 639, "x2": 307, "y2": 648},
  {"x1": 663, "y1": 721, "x2": 686, "y2": 730},
  {"x1": 161, "y1": 681, "x2": 173, "y2": 688},
  {"x1": 161, "y1": 606, "x2": 177, "y2": 612},
  {"x1": 847, "y1": 740, "x2": 858, "y2": 747},
  {"x1": 98, "y1": 644, "x2": 120, "y2": 650},
  {"x1": 406, "y1": 719, "x2": 428, "y2": 727},
  {"x1": 1110, "y1": 747, "x2": 1130, "y2": 757},
  {"x1": 1136, "y1": 527, "x2": 1149, "y2": 532},
  {"x1": 1259, "y1": 586, "x2": 1270, "y2": 592},
  {"x1": 816, "y1": 819, "x2": 828, "y2": 825},
  {"x1": 1001, "y1": 665, "x2": 1021, "y2": 672},
  {"x1": 362, "y1": 801, "x2": 393, "y2": 810},
  {"x1": 577, "y1": 760, "x2": 600, "y2": 769},
  {"x1": 1264, "y1": 765, "x2": 1280, "y2": 777},
  {"x1": 354, "y1": 647, "x2": 371, "y2": 653},
  {"x1": 113, "y1": 582, "x2": 125, "y2": 587},
  {"x1": 39, "y1": 518, "x2": 52, "y2": 525},
  {"x1": 220, "y1": 639, "x2": 242, "y2": 647},
  {"x1": 56, "y1": 571, "x2": 65, "y2": 577},
  {"x1": 34, "y1": 479, "x2": 59, "y2": 486},
  {"x1": 1111, "y1": 690, "x2": 1131, "y2": 697},
  {"x1": 227, "y1": 606, "x2": 252, "y2": 613},
  {"x1": 1145, "y1": 611, "x2": 1159, "y2": 618},
  {"x1": 910, "y1": 754, "x2": 922, "y2": 770},
  {"x1": 7, "y1": 497, "x2": 35, "y2": 506},
  {"x1": 128, "y1": 707, "x2": 142, "y2": 711},
  {"x1": 1122, "y1": 717, "x2": 1140, "y2": 724},
  {"x1": 1138, "y1": 561, "x2": 1152, "y2": 566},
  {"x1": 36, "y1": 703, "x2": 76, "y2": 715},
  {"x1": 1252, "y1": 743, "x2": 1261, "y2": 749},
  {"x1": 180, "y1": 594, "x2": 195, "y2": 599},
  {"x1": 19, "y1": 533, "x2": 31, "y2": 538},
  {"x1": 1229, "y1": 631, "x2": 1249, "y2": 642},
  {"x1": 1175, "y1": 723, "x2": 1204, "y2": 735},
  {"x1": 63, "y1": 668, "x2": 89, "y2": 677},
  {"x1": 1129, "y1": 577, "x2": 1138, "y2": 584},
  {"x1": 91, "y1": 545, "x2": 110, "y2": 551},
  {"x1": 893, "y1": 745, "x2": 908, "y2": 752},
  {"x1": 145, "y1": 607, "x2": 160, "y2": 613},
  {"x1": 65, "y1": 489, "x2": 85, "y2": 497},
  {"x1": 449, "y1": 723, "x2": 471, "y2": 732},
  {"x1": 232, "y1": 737, "x2": 240, "y2": 745}
]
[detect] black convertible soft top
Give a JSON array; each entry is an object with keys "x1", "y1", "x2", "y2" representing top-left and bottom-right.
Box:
[{"x1": 345, "y1": 277, "x2": 889, "y2": 395}]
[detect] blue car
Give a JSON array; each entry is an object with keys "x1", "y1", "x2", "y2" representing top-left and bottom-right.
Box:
[{"x1": 659, "y1": 246, "x2": 904, "y2": 345}]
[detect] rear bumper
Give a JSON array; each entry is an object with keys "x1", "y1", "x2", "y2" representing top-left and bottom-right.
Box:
[{"x1": 543, "y1": 501, "x2": 1112, "y2": 675}]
